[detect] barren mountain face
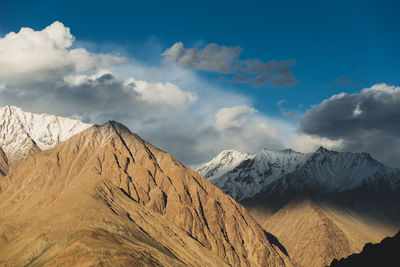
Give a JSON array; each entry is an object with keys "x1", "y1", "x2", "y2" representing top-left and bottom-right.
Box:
[
  {"x1": 247, "y1": 197, "x2": 399, "y2": 267},
  {"x1": 0, "y1": 147, "x2": 8, "y2": 176},
  {"x1": 0, "y1": 121, "x2": 292, "y2": 266}
]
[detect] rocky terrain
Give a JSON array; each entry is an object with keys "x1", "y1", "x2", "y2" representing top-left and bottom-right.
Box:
[{"x1": 0, "y1": 119, "x2": 292, "y2": 266}]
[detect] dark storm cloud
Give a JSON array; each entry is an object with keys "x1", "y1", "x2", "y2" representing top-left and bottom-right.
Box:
[
  {"x1": 299, "y1": 83, "x2": 400, "y2": 167},
  {"x1": 162, "y1": 42, "x2": 297, "y2": 88}
]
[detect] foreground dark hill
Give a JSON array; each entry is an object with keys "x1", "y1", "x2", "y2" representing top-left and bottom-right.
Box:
[
  {"x1": 0, "y1": 121, "x2": 291, "y2": 266},
  {"x1": 330, "y1": 231, "x2": 400, "y2": 267}
]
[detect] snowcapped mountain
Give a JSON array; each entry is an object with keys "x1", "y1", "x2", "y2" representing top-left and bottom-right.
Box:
[
  {"x1": 197, "y1": 149, "x2": 253, "y2": 179},
  {"x1": 197, "y1": 146, "x2": 400, "y2": 201},
  {"x1": 0, "y1": 106, "x2": 91, "y2": 168}
]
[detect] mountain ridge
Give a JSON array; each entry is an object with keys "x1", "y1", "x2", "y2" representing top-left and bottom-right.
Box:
[
  {"x1": 198, "y1": 147, "x2": 400, "y2": 266},
  {"x1": 0, "y1": 120, "x2": 292, "y2": 266},
  {"x1": 198, "y1": 147, "x2": 400, "y2": 201},
  {"x1": 0, "y1": 105, "x2": 91, "y2": 174}
]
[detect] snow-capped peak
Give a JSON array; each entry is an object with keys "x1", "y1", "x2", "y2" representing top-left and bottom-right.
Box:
[
  {"x1": 197, "y1": 146, "x2": 400, "y2": 201},
  {"x1": 196, "y1": 149, "x2": 253, "y2": 180},
  {"x1": 0, "y1": 106, "x2": 92, "y2": 165}
]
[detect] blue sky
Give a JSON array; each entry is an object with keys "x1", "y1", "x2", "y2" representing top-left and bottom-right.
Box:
[{"x1": 1, "y1": 0, "x2": 400, "y2": 166}]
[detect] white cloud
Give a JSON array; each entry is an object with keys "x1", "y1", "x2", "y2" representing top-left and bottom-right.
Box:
[
  {"x1": 288, "y1": 134, "x2": 343, "y2": 153},
  {"x1": 0, "y1": 21, "x2": 126, "y2": 83},
  {"x1": 124, "y1": 77, "x2": 197, "y2": 105},
  {"x1": 63, "y1": 70, "x2": 197, "y2": 107},
  {"x1": 215, "y1": 105, "x2": 257, "y2": 131},
  {"x1": 0, "y1": 21, "x2": 315, "y2": 166}
]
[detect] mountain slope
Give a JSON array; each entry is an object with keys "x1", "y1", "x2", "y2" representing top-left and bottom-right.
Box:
[
  {"x1": 0, "y1": 121, "x2": 292, "y2": 266},
  {"x1": 330, "y1": 231, "x2": 400, "y2": 267},
  {"x1": 247, "y1": 197, "x2": 398, "y2": 267},
  {"x1": 199, "y1": 147, "x2": 400, "y2": 266},
  {"x1": 198, "y1": 147, "x2": 400, "y2": 201},
  {"x1": 0, "y1": 106, "x2": 91, "y2": 172},
  {"x1": 0, "y1": 147, "x2": 8, "y2": 176}
]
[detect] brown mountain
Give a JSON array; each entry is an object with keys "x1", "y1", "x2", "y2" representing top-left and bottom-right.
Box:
[
  {"x1": 0, "y1": 121, "x2": 292, "y2": 266},
  {"x1": 246, "y1": 197, "x2": 398, "y2": 267},
  {"x1": 243, "y1": 187, "x2": 400, "y2": 267},
  {"x1": 330, "y1": 230, "x2": 400, "y2": 267}
]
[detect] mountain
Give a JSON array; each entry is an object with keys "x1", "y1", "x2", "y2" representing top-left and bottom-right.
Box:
[
  {"x1": 0, "y1": 106, "x2": 91, "y2": 174},
  {"x1": 198, "y1": 148, "x2": 310, "y2": 201},
  {"x1": 330, "y1": 230, "x2": 400, "y2": 267},
  {"x1": 198, "y1": 147, "x2": 400, "y2": 266},
  {"x1": 0, "y1": 121, "x2": 292, "y2": 266},
  {"x1": 197, "y1": 149, "x2": 253, "y2": 181},
  {"x1": 198, "y1": 147, "x2": 400, "y2": 201}
]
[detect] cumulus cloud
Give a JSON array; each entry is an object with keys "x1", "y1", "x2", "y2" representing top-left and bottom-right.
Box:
[
  {"x1": 215, "y1": 105, "x2": 256, "y2": 131},
  {"x1": 0, "y1": 21, "x2": 304, "y2": 167},
  {"x1": 299, "y1": 83, "x2": 400, "y2": 167},
  {"x1": 0, "y1": 21, "x2": 126, "y2": 83},
  {"x1": 124, "y1": 77, "x2": 197, "y2": 105},
  {"x1": 162, "y1": 42, "x2": 297, "y2": 87}
]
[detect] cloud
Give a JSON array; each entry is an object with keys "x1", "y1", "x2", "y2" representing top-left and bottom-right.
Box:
[
  {"x1": 0, "y1": 21, "x2": 305, "y2": 167},
  {"x1": 215, "y1": 105, "x2": 256, "y2": 131},
  {"x1": 162, "y1": 42, "x2": 241, "y2": 73},
  {"x1": 277, "y1": 99, "x2": 300, "y2": 119},
  {"x1": 0, "y1": 21, "x2": 126, "y2": 83},
  {"x1": 124, "y1": 77, "x2": 197, "y2": 105},
  {"x1": 162, "y1": 42, "x2": 297, "y2": 88},
  {"x1": 326, "y1": 75, "x2": 363, "y2": 88},
  {"x1": 299, "y1": 83, "x2": 400, "y2": 167}
]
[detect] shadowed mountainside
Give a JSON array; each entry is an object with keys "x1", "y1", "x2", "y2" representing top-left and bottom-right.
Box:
[{"x1": 243, "y1": 187, "x2": 400, "y2": 267}]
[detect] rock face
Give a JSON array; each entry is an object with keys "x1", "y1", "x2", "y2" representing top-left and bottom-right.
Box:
[
  {"x1": 0, "y1": 121, "x2": 292, "y2": 266},
  {"x1": 0, "y1": 147, "x2": 8, "y2": 176},
  {"x1": 330, "y1": 231, "x2": 400, "y2": 267},
  {"x1": 0, "y1": 106, "x2": 91, "y2": 173},
  {"x1": 199, "y1": 147, "x2": 400, "y2": 266}
]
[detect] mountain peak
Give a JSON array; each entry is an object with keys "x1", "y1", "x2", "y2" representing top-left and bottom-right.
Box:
[
  {"x1": 0, "y1": 116, "x2": 292, "y2": 266},
  {"x1": 0, "y1": 105, "x2": 92, "y2": 169},
  {"x1": 316, "y1": 146, "x2": 330, "y2": 153}
]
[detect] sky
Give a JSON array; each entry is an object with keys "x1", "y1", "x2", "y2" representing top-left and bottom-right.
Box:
[{"x1": 0, "y1": 0, "x2": 400, "y2": 167}]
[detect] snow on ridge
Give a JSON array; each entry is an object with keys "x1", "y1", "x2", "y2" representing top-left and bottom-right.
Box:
[
  {"x1": 0, "y1": 106, "x2": 92, "y2": 162},
  {"x1": 198, "y1": 146, "x2": 400, "y2": 201},
  {"x1": 197, "y1": 149, "x2": 253, "y2": 180}
]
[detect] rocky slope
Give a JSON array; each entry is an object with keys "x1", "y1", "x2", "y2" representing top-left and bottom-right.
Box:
[
  {"x1": 199, "y1": 147, "x2": 400, "y2": 266},
  {"x1": 0, "y1": 106, "x2": 91, "y2": 173},
  {"x1": 0, "y1": 121, "x2": 292, "y2": 266},
  {"x1": 330, "y1": 230, "x2": 400, "y2": 267},
  {"x1": 0, "y1": 147, "x2": 8, "y2": 176}
]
